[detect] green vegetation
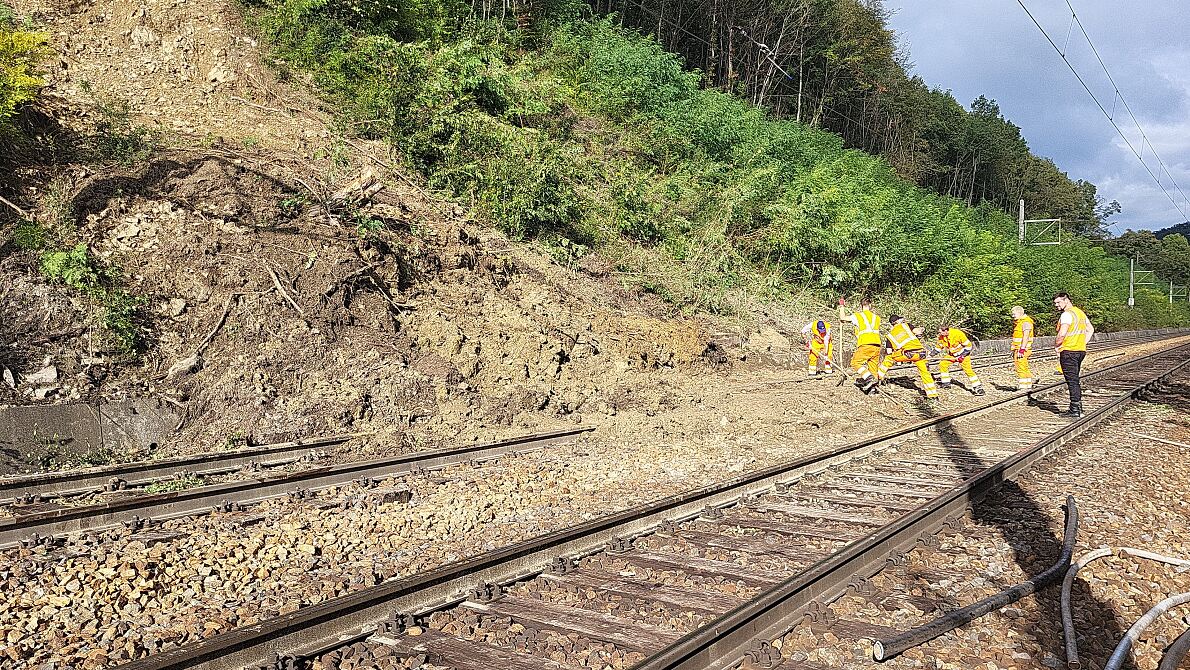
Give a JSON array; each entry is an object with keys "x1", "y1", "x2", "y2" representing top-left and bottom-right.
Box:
[
  {"x1": 145, "y1": 475, "x2": 205, "y2": 494},
  {"x1": 89, "y1": 98, "x2": 158, "y2": 165},
  {"x1": 34, "y1": 438, "x2": 118, "y2": 470},
  {"x1": 40, "y1": 244, "x2": 144, "y2": 357},
  {"x1": 247, "y1": 0, "x2": 1189, "y2": 335},
  {"x1": 0, "y1": 3, "x2": 49, "y2": 130}
]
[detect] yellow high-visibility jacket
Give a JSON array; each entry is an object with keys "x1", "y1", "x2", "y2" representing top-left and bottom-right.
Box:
[
  {"x1": 1058, "y1": 307, "x2": 1091, "y2": 352},
  {"x1": 849, "y1": 311, "x2": 881, "y2": 346},
  {"x1": 937, "y1": 328, "x2": 973, "y2": 357},
  {"x1": 1012, "y1": 316, "x2": 1035, "y2": 352},
  {"x1": 888, "y1": 322, "x2": 924, "y2": 352}
]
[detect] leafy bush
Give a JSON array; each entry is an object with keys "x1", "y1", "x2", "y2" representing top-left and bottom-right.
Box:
[
  {"x1": 90, "y1": 98, "x2": 157, "y2": 165},
  {"x1": 40, "y1": 244, "x2": 144, "y2": 356},
  {"x1": 0, "y1": 13, "x2": 50, "y2": 127},
  {"x1": 11, "y1": 220, "x2": 45, "y2": 249}
]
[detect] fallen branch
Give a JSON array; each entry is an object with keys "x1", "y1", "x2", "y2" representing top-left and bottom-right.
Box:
[
  {"x1": 0, "y1": 194, "x2": 29, "y2": 218},
  {"x1": 339, "y1": 137, "x2": 446, "y2": 208},
  {"x1": 196, "y1": 292, "x2": 241, "y2": 356},
  {"x1": 323, "y1": 263, "x2": 381, "y2": 297},
  {"x1": 26, "y1": 326, "x2": 89, "y2": 345},
  {"x1": 266, "y1": 265, "x2": 304, "y2": 315}
]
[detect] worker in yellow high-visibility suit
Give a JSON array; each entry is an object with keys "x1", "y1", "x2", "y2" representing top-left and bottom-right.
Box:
[
  {"x1": 800, "y1": 320, "x2": 834, "y2": 377},
  {"x1": 1053, "y1": 291, "x2": 1094, "y2": 418},
  {"x1": 841, "y1": 298, "x2": 881, "y2": 394},
  {"x1": 876, "y1": 315, "x2": 938, "y2": 400},
  {"x1": 936, "y1": 326, "x2": 985, "y2": 396},
  {"x1": 1010, "y1": 306, "x2": 1036, "y2": 391}
]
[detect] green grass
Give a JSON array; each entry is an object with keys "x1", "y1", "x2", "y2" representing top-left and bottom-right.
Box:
[{"x1": 144, "y1": 475, "x2": 205, "y2": 494}]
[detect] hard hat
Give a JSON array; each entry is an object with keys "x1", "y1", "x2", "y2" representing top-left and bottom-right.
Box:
[{"x1": 816, "y1": 320, "x2": 827, "y2": 333}]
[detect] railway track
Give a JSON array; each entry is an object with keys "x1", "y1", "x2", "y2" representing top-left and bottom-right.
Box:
[
  {"x1": 0, "y1": 426, "x2": 592, "y2": 548},
  {"x1": 114, "y1": 342, "x2": 1190, "y2": 670},
  {"x1": 2, "y1": 329, "x2": 1180, "y2": 549}
]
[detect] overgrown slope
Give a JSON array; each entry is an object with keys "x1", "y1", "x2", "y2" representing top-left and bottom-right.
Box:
[{"x1": 252, "y1": 1, "x2": 1190, "y2": 335}]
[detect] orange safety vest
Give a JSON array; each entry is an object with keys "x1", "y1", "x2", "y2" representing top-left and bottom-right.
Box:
[
  {"x1": 888, "y1": 322, "x2": 924, "y2": 352},
  {"x1": 1059, "y1": 307, "x2": 1090, "y2": 352},
  {"x1": 853, "y1": 311, "x2": 881, "y2": 346},
  {"x1": 1012, "y1": 316, "x2": 1035, "y2": 352}
]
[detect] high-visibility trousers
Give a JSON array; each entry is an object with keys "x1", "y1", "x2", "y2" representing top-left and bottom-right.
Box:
[
  {"x1": 808, "y1": 340, "x2": 834, "y2": 374},
  {"x1": 1014, "y1": 353, "x2": 1034, "y2": 390},
  {"x1": 850, "y1": 344, "x2": 881, "y2": 382},
  {"x1": 877, "y1": 348, "x2": 938, "y2": 398},
  {"x1": 939, "y1": 357, "x2": 982, "y2": 388}
]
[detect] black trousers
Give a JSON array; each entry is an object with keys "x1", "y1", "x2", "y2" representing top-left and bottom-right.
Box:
[{"x1": 1060, "y1": 350, "x2": 1086, "y2": 405}]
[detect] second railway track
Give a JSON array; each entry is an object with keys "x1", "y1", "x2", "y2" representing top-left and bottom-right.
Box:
[
  {"x1": 0, "y1": 426, "x2": 593, "y2": 548},
  {"x1": 109, "y1": 342, "x2": 1190, "y2": 670}
]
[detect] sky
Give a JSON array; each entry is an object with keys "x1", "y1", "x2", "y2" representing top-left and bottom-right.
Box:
[{"x1": 884, "y1": 1, "x2": 1190, "y2": 233}]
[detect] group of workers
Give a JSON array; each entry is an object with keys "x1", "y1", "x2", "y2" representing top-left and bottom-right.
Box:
[{"x1": 800, "y1": 293, "x2": 1094, "y2": 418}]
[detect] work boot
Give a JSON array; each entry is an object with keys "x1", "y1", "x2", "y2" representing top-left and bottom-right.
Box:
[
  {"x1": 938, "y1": 381, "x2": 951, "y2": 389},
  {"x1": 1058, "y1": 402, "x2": 1084, "y2": 418},
  {"x1": 861, "y1": 379, "x2": 879, "y2": 394},
  {"x1": 972, "y1": 385, "x2": 985, "y2": 396}
]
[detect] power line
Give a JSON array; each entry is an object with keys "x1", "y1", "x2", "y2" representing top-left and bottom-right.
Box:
[
  {"x1": 1014, "y1": 0, "x2": 1188, "y2": 223},
  {"x1": 1063, "y1": 0, "x2": 1190, "y2": 214}
]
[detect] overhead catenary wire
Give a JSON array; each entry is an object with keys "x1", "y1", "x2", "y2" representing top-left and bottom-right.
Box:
[
  {"x1": 1062, "y1": 0, "x2": 1190, "y2": 213},
  {"x1": 1014, "y1": 0, "x2": 1188, "y2": 223}
]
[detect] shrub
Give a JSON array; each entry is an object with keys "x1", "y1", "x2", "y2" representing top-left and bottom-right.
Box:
[
  {"x1": 0, "y1": 16, "x2": 50, "y2": 127},
  {"x1": 40, "y1": 244, "x2": 144, "y2": 356}
]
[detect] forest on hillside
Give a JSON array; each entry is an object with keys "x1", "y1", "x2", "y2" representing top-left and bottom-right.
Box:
[{"x1": 601, "y1": 0, "x2": 1121, "y2": 235}]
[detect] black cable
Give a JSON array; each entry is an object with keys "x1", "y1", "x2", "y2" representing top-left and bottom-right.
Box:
[
  {"x1": 873, "y1": 495, "x2": 1079, "y2": 661},
  {"x1": 1159, "y1": 625, "x2": 1190, "y2": 670}
]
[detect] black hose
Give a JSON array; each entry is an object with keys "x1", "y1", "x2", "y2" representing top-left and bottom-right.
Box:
[
  {"x1": 873, "y1": 495, "x2": 1079, "y2": 661},
  {"x1": 1159, "y1": 626, "x2": 1190, "y2": 670}
]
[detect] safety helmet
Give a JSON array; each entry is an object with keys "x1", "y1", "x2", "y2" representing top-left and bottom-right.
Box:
[{"x1": 816, "y1": 320, "x2": 827, "y2": 333}]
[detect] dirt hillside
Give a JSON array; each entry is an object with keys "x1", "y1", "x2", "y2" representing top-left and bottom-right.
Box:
[{"x1": 0, "y1": 0, "x2": 787, "y2": 467}]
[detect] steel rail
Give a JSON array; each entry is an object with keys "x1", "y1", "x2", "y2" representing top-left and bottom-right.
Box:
[
  {"x1": 116, "y1": 343, "x2": 1190, "y2": 670},
  {"x1": 634, "y1": 350, "x2": 1190, "y2": 670},
  {"x1": 0, "y1": 434, "x2": 367, "y2": 503},
  {"x1": 0, "y1": 426, "x2": 593, "y2": 548}
]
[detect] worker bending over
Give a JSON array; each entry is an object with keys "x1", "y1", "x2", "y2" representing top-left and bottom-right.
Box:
[
  {"x1": 1053, "y1": 292, "x2": 1094, "y2": 418},
  {"x1": 801, "y1": 320, "x2": 834, "y2": 377},
  {"x1": 877, "y1": 315, "x2": 939, "y2": 400},
  {"x1": 936, "y1": 326, "x2": 985, "y2": 396},
  {"x1": 1011, "y1": 306, "x2": 1035, "y2": 391},
  {"x1": 841, "y1": 298, "x2": 881, "y2": 394}
]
